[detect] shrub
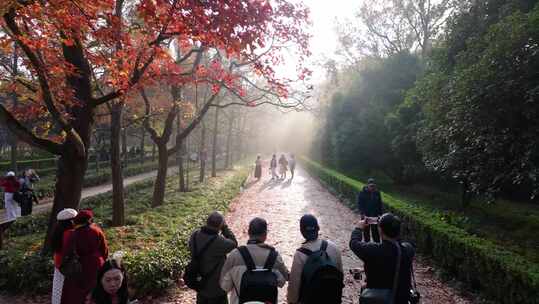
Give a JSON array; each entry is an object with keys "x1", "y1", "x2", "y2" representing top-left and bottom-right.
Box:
[{"x1": 301, "y1": 157, "x2": 539, "y2": 304}]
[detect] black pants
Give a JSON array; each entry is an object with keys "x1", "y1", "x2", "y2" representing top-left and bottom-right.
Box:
[
  {"x1": 363, "y1": 224, "x2": 380, "y2": 243},
  {"x1": 196, "y1": 294, "x2": 228, "y2": 304}
]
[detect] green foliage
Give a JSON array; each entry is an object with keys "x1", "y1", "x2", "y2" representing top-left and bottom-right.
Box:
[
  {"x1": 0, "y1": 167, "x2": 248, "y2": 295},
  {"x1": 415, "y1": 2, "x2": 539, "y2": 198},
  {"x1": 301, "y1": 157, "x2": 539, "y2": 304},
  {"x1": 313, "y1": 52, "x2": 424, "y2": 182}
]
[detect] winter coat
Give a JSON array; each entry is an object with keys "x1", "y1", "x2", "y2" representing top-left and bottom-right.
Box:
[
  {"x1": 189, "y1": 226, "x2": 238, "y2": 298},
  {"x1": 220, "y1": 242, "x2": 289, "y2": 304},
  {"x1": 357, "y1": 186, "x2": 383, "y2": 217}
]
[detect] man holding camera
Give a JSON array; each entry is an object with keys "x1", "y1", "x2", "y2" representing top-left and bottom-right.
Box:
[
  {"x1": 349, "y1": 213, "x2": 417, "y2": 304},
  {"x1": 357, "y1": 178, "x2": 384, "y2": 243}
]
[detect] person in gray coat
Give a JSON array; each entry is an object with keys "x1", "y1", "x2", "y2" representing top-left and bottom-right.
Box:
[{"x1": 189, "y1": 211, "x2": 238, "y2": 304}]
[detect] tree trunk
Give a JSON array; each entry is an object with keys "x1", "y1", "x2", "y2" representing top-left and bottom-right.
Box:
[
  {"x1": 43, "y1": 143, "x2": 88, "y2": 253},
  {"x1": 152, "y1": 143, "x2": 156, "y2": 162},
  {"x1": 461, "y1": 180, "x2": 472, "y2": 209},
  {"x1": 211, "y1": 106, "x2": 220, "y2": 177},
  {"x1": 199, "y1": 121, "x2": 206, "y2": 183},
  {"x1": 9, "y1": 138, "x2": 17, "y2": 173},
  {"x1": 225, "y1": 115, "x2": 233, "y2": 169},
  {"x1": 177, "y1": 111, "x2": 187, "y2": 192},
  {"x1": 152, "y1": 143, "x2": 169, "y2": 207},
  {"x1": 121, "y1": 126, "x2": 128, "y2": 164},
  {"x1": 110, "y1": 104, "x2": 125, "y2": 226},
  {"x1": 139, "y1": 126, "x2": 145, "y2": 165}
]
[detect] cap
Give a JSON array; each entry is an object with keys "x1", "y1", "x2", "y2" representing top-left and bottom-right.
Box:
[
  {"x1": 300, "y1": 214, "x2": 319, "y2": 241},
  {"x1": 367, "y1": 178, "x2": 375, "y2": 185},
  {"x1": 6, "y1": 171, "x2": 15, "y2": 177},
  {"x1": 56, "y1": 208, "x2": 78, "y2": 221},
  {"x1": 75, "y1": 209, "x2": 94, "y2": 221}
]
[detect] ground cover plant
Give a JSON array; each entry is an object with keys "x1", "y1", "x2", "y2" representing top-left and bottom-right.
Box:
[
  {"x1": 0, "y1": 165, "x2": 248, "y2": 296},
  {"x1": 301, "y1": 157, "x2": 539, "y2": 304}
]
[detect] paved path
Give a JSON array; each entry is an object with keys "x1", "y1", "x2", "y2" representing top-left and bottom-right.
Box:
[
  {"x1": 159, "y1": 162, "x2": 474, "y2": 304},
  {"x1": 0, "y1": 168, "x2": 174, "y2": 224}
]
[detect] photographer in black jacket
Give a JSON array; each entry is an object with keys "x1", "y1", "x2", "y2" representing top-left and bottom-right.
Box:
[{"x1": 349, "y1": 213, "x2": 415, "y2": 304}]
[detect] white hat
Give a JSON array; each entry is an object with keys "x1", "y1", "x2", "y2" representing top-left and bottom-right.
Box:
[
  {"x1": 56, "y1": 208, "x2": 78, "y2": 221},
  {"x1": 6, "y1": 171, "x2": 15, "y2": 177}
]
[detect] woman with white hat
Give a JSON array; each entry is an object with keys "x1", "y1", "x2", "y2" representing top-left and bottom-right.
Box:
[
  {"x1": 51, "y1": 208, "x2": 78, "y2": 304},
  {"x1": 0, "y1": 171, "x2": 21, "y2": 222}
]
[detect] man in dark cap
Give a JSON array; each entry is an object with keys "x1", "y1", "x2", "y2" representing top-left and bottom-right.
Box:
[
  {"x1": 349, "y1": 213, "x2": 415, "y2": 304},
  {"x1": 288, "y1": 214, "x2": 343, "y2": 304},
  {"x1": 188, "y1": 211, "x2": 237, "y2": 304},
  {"x1": 356, "y1": 178, "x2": 384, "y2": 243},
  {"x1": 220, "y1": 217, "x2": 289, "y2": 304}
]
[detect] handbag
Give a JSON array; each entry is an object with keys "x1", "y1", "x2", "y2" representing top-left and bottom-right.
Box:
[
  {"x1": 60, "y1": 229, "x2": 83, "y2": 278},
  {"x1": 359, "y1": 241, "x2": 402, "y2": 304}
]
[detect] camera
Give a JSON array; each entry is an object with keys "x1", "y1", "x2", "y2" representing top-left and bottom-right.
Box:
[{"x1": 409, "y1": 290, "x2": 421, "y2": 304}]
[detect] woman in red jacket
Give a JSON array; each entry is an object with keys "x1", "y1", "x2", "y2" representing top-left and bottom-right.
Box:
[
  {"x1": 61, "y1": 209, "x2": 109, "y2": 304},
  {"x1": 0, "y1": 171, "x2": 21, "y2": 222}
]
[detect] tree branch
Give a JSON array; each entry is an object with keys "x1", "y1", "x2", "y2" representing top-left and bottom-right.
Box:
[{"x1": 0, "y1": 104, "x2": 62, "y2": 155}]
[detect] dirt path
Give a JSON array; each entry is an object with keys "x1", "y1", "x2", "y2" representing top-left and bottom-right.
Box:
[
  {"x1": 161, "y1": 162, "x2": 474, "y2": 304},
  {"x1": 0, "y1": 168, "x2": 177, "y2": 224}
]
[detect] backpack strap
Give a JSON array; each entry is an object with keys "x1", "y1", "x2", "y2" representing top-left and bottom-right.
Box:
[
  {"x1": 320, "y1": 240, "x2": 328, "y2": 251},
  {"x1": 263, "y1": 248, "x2": 278, "y2": 270},
  {"x1": 238, "y1": 246, "x2": 256, "y2": 271},
  {"x1": 195, "y1": 232, "x2": 218, "y2": 259},
  {"x1": 390, "y1": 241, "x2": 403, "y2": 303}
]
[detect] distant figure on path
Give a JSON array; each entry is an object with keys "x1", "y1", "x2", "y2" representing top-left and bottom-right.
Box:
[
  {"x1": 278, "y1": 154, "x2": 288, "y2": 180},
  {"x1": 289, "y1": 154, "x2": 296, "y2": 180},
  {"x1": 51, "y1": 208, "x2": 78, "y2": 304},
  {"x1": 270, "y1": 154, "x2": 278, "y2": 180},
  {"x1": 288, "y1": 214, "x2": 344, "y2": 304},
  {"x1": 0, "y1": 171, "x2": 20, "y2": 222},
  {"x1": 220, "y1": 217, "x2": 289, "y2": 304},
  {"x1": 85, "y1": 253, "x2": 130, "y2": 304},
  {"x1": 349, "y1": 213, "x2": 415, "y2": 304},
  {"x1": 357, "y1": 178, "x2": 384, "y2": 243},
  {"x1": 18, "y1": 169, "x2": 40, "y2": 216},
  {"x1": 187, "y1": 211, "x2": 238, "y2": 304},
  {"x1": 254, "y1": 155, "x2": 262, "y2": 181},
  {"x1": 62, "y1": 209, "x2": 109, "y2": 304}
]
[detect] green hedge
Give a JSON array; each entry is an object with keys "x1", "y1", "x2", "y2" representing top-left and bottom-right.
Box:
[
  {"x1": 301, "y1": 157, "x2": 539, "y2": 304},
  {"x1": 0, "y1": 166, "x2": 247, "y2": 296}
]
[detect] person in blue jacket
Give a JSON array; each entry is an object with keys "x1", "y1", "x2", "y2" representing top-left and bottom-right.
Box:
[{"x1": 357, "y1": 178, "x2": 384, "y2": 243}]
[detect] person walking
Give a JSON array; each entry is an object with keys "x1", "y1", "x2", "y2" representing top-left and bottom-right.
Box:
[
  {"x1": 187, "y1": 211, "x2": 238, "y2": 304},
  {"x1": 220, "y1": 217, "x2": 289, "y2": 304},
  {"x1": 254, "y1": 155, "x2": 262, "y2": 181},
  {"x1": 278, "y1": 154, "x2": 288, "y2": 180},
  {"x1": 288, "y1": 214, "x2": 344, "y2": 304},
  {"x1": 62, "y1": 209, "x2": 109, "y2": 304},
  {"x1": 356, "y1": 178, "x2": 384, "y2": 243},
  {"x1": 289, "y1": 154, "x2": 296, "y2": 180},
  {"x1": 270, "y1": 154, "x2": 278, "y2": 180},
  {"x1": 51, "y1": 208, "x2": 78, "y2": 304},
  {"x1": 0, "y1": 171, "x2": 21, "y2": 222},
  {"x1": 18, "y1": 169, "x2": 40, "y2": 216},
  {"x1": 349, "y1": 213, "x2": 416, "y2": 304}
]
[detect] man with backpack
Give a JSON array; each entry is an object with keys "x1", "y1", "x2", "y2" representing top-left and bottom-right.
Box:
[
  {"x1": 220, "y1": 217, "x2": 289, "y2": 304},
  {"x1": 349, "y1": 213, "x2": 417, "y2": 304},
  {"x1": 186, "y1": 211, "x2": 238, "y2": 304},
  {"x1": 288, "y1": 214, "x2": 344, "y2": 304}
]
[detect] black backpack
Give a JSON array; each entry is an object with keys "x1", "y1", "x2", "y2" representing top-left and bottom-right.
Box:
[
  {"x1": 297, "y1": 240, "x2": 344, "y2": 304},
  {"x1": 183, "y1": 231, "x2": 218, "y2": 291},
  {"x1": 237, "y1": 246, "x2": 279, "y2": 304}
]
